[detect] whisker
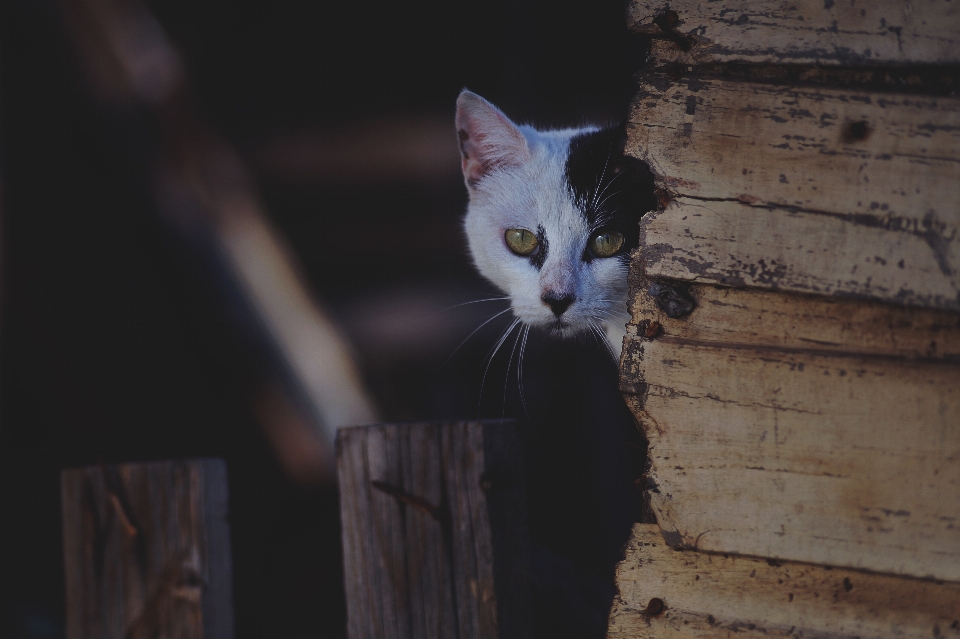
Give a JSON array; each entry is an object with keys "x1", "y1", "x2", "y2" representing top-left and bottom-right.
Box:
[
  {"x1": 590, "y1": 320, "x2": 617, "y2": 361},
  {"x1": 596, "y1": 309, "x2": 630, "y2": 322},
  {"x1": 591, "y1": 145, "x2": 615, "y2": 210},
  {"x1": 594, "y1": 189, "x2": 627, "y2": 217},
  {"x1": 478, "y1": 318, "x2": 521, "y2": 416},
  {"x1": 502, "y1": 323, "x2": 523, "y2": 417},
  {"x1": 518, "y1": 325, "x2": 530, "y2": 418},
  {"x1": 436, "y1": 297, "x2": 510, "y2": 314},
  {"x1": 440, "y1": 307, "x2": 512, "y2": 371},
  {"x1": 592, "y1": 166, "x2": 629, "y2": 211}
]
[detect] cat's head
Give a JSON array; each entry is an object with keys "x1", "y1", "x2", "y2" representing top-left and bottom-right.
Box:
[{"x1": 456, "y1": 90, "x2": 655, "y2": 343}]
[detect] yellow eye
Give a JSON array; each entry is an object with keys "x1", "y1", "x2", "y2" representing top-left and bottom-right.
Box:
[
  {"x1": 590, "y1": 231, "x2": 624, "y2": 258},
  {"x1": 504, "y1": 228, "x2": 538, "y2": 256}
]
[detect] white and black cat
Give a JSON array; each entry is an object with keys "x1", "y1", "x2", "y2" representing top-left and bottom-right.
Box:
[
  {"x1": 455, "y1": 90, "x2": 656, "y2": 358},
  {"x1": 455, "y1": 90, "x2": 657, "y2": 638}
]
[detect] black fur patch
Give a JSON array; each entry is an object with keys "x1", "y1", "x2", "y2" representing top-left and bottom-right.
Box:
[
  {"x1": 564, "y1": 125, "x2": 656, "y2": 259},
  {"x1": 531, "y1": 224, "x2": 548, "y2": 270}
]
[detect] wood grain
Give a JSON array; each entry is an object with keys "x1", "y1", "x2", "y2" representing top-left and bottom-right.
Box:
[
  {"x1": 627, "y1": 74, "x2": 960, "y2": 309},
  {"x1": 336, "y1": 421, "x2": 531, "y2": 639},
  {"x1": 620, "y1": 331, "x2": 960, "y2": 581},
  {"x1": 626, "y1": 282, "x2": 960, "y2": 362},
  {"x1": 627, "y1": 0, "x2": 960, "y2": 66},
  {"x1": 607, "y1": 524, "x2": 960, "y2": 639},
  {"x1": 61, "y1": 459, "x2": 234, "y2": 639},
  {"x1": 640, "y1": 197, "x2": 960, "y2": 310}
]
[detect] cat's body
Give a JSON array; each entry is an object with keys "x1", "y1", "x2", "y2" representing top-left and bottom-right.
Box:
[{"x1": 455, "y1": 91, "x2": 656, "y2": 358}]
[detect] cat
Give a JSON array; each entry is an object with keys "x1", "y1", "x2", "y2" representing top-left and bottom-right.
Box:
[
  {"x1": 455, "y1": 90, "x2": 656, "y2": 360},
  {"x1": 455, "y1": 90, "x2": 657, "y2": 639}
]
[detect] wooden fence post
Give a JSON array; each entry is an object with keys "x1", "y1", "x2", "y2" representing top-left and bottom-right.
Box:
[
  {"x1": 337, "y1": 420, "x2": 532, "y2": 639},
  {"x1": 61, "y1": 458, "x2": 234, "y2": 639}
]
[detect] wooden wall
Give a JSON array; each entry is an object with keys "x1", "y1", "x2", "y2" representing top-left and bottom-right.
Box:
[{"x1": 613, "y1": 1, "x2": 960, "y2": 633}]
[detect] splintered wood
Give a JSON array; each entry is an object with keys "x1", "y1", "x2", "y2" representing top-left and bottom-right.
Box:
[
  {"x1": 629, "y1": 74, "x2": 960, "y2": 311},
  {"x1": 61, "y1": 459, "x2": 234, "y2": 639},
  {"x1": 336, "y1": 421, "x2": 531, "y2": 639},
  {"x1": 607, "y1": 524, "x2": 960, "y2": 638},
  {"x1": 627, "y1": 0, "x2": 960, "y2": 66}
]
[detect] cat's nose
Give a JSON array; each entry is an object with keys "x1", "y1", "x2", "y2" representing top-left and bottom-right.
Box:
[{"x1": 542, "y1": 293, "x2": 575, "y2": 317}]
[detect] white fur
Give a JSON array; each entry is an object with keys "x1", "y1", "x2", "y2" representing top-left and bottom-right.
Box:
[{"x1": 457, "y1": 91, "x2": 630, "y2": 359}]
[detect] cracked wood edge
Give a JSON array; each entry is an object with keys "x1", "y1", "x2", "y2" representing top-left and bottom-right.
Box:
[
  {"x1": 624, "y1": 282, "x2": 960, "y2": 363},
  {"x1": 607, "y1": 524, "x2": 960, "y2": 639},
  {"x1": 620, "y1": 336, "x2": 960, "y2": 581},
  {"x1": 627, "y1": 0, "x2": 960, "y2": 66},
  {"x1": 640, "y1": 197, "x2": 960, "y2": 311},
  {"x1": 61, "y1": 459, "x2": 234, "y2": 639}
]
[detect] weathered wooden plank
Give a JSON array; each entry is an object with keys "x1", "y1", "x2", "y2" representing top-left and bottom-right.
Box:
[
  {"x1": 640, "y1": 197, "x2": 960, "y2": 311},
  {"x1": 608, "y1": 524, "x2": 960, "y2": 639},
  {"x1": 627, "y1": 0, "x2": 960, "y2": 66},
  {"x1": 628, "y1": 75, "x2": 960, "y2": 225},
  {"x1": 336, "y1": 421, "x2": 532, "y2": 639},
  {"x1": 620, "y1": 333, "x2": 960, "y2": 581},
  {"x1": 628, "y1": 74, "x2": 960, "y2": 308},
  {"x1": 61, "y1": 459, "x2": 234, "y2": 639},
  {"x1": 627, "y1": 282, "x2": 960, "y2": 361}
]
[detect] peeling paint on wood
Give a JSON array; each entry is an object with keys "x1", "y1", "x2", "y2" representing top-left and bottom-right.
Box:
[
  {"x1": 628, "y1": 0, "x2": 960, "y2": 66},
  {"x1": 607, "y1": 524, "x2": 960, "y2": 639},
  {"x1": 620, "y1": 334, "x2": 960, "y2": 581},
  {"x1": 628, "y1": 75, "x2": 960, "y2": 234},
  {"x1": 641, "y1": 197, "x2": 960, "y2": 311},
  {"x1": 627, "y1": 75, "x2": 960, "y2": 309}
]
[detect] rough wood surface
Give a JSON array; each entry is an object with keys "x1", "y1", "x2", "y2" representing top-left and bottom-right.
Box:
[
  {"x1": 626, "y1": 283, "x2": 960, "y2": 362},
  {"x1": 607, "y1": 524, "x2": 960, "y2": 638},
  {"x1": 61, "y1": 459, "x2": 234, "y2": 639},
  {"x1": 627, "y1": 0, "x2": 960, "y2": 66},
  {"x1": 619, "y1": 282, "x2": 960, "y2": 580},
  {"x1": 336, "y1": 421, "x2": 531, "y2": 639},
  {"x1": 642, "y1": 197, "x2": 960, "y2": 310},
  {"x1": 627, "y1": 74, "x2": 960, "y2": 309}
]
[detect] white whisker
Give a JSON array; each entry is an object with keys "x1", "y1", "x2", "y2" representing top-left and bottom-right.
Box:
[
  {"x1": 478, "y1": 318, "x2": 521, "y2": 416},
  {"x1": 440, "y1": 307, "x2": 512, "y2": 370},
  {"x1": 502, "y1": 323, "x2": 523, "y2": 416},
  {"x1": 591, "y1": 145, "x2": 615, "y2": 210},
  {"x1": 592, "y1": 165, "x2": 629, "y2": 211},
  {"x1": 436, "y1": 297, "x2": 510, "y2": 313},
  {"x1": 518, "y1": 326, "x2": 530, "y2": 418},
  {"x1": 590, "y1": 320, "x2": 617, "y2": 361}
]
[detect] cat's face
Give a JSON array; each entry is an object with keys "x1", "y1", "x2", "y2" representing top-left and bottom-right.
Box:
[{"x1": 456, "y1": 91, "x2": 655, "y2": 343}]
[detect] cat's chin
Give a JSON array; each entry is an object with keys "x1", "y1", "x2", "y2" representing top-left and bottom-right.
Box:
[{"x1": 540, "y1": 320, "x2": 578, "y2": 339}]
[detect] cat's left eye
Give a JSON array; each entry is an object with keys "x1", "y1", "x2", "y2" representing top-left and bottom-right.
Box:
[{"x1": 589, "y1": 231, "x2": 624, "y2": 258}]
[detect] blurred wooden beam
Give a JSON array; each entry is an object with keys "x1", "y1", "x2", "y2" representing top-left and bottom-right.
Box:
[{"x1": 65, "y1": 0, "x2": 380, "y2": 477}]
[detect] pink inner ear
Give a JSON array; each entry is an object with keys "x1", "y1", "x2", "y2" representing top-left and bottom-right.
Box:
[{"x1": 456, "y1": 92, "x2": 529, "y2": 187}]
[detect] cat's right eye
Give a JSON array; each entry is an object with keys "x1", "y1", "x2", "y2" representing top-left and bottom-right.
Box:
[{"x1": 504, "y1": 228, "x2": 538, "y2": 256}]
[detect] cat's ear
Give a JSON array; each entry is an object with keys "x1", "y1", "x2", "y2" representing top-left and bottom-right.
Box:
[{"x1": 456, "y1": 90, "x2": 530, "y2": 188}]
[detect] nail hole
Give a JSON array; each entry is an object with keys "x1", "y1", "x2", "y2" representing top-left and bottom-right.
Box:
[
  {"x1": 842, "y1": 120, "x2": 870, "y2": 142},
  {"x1": 645, "y1": 597, "x2": 665, "y2": 615}
]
